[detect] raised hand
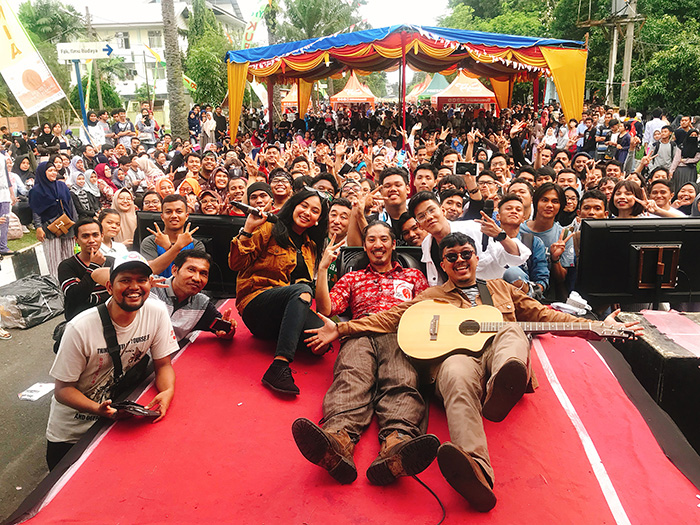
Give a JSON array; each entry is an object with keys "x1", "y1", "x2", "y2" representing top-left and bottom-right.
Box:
[
  {"x1": 549, "y1": 228, "x2": 574, "y2": 262},
  {"x1": 147, "y1": 222, "x2": 171, "y2": 250},
  {"x1": 175, "y1": 222, "x2": 200, "y2": 249},
  {"x1": 320, "y1": 234, "x2": 345, "y2": 271},
  {"x1": 475, "y1": 210, "x2": 502, "y2": 238}
]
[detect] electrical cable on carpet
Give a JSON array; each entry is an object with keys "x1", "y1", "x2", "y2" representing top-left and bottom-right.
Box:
[{"x1": 412, "y1": 474, "x2": 446, "y2": 525}]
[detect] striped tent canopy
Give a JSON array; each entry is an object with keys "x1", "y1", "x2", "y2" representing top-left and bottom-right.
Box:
[{"x1": 225, "y1": 25, "x2": 587, "y2": 136}]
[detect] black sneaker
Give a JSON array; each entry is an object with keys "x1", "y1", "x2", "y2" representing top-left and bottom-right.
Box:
[{"x1": 262, "y1": 360, "x2": 299, "y2": 395}]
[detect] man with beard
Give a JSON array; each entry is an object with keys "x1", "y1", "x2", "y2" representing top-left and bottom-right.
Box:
[
  {"x1": 151, "y1": 249, "x2": 236, "y2": 347},
  {"x1": 46, "y1": 252, "x2": 178, "y2": 470},
  {"x1": 293, "y1": 221, "x2": 435, "y2": 486}
]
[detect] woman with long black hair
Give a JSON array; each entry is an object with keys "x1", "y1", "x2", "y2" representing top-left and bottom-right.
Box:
[{"x1": 229, "y1": 189, "x2": 330, "y2": 396}]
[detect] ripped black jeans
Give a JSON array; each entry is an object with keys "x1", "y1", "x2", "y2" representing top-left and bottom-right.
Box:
[{"x1": 241, "y1": 283, "x2": 324, "y2": 362}]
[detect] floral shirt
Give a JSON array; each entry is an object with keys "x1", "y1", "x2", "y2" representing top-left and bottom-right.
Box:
[{"x1": 329, "y1": 261, "x2": 429, "y2": 318}]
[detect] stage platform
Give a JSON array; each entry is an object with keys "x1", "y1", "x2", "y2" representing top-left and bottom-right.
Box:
[{"x1": 6, "y1": 302, "x2": 700, "y2": 525}]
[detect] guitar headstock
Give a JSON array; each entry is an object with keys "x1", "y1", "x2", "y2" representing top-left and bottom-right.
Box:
[{"x1": 590, "y1": 324, "x2": 637, "y2": 341}]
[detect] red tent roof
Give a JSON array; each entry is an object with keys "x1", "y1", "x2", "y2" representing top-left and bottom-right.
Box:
[{"x1": 431, "y1": 70, "x2": 496, "y2": 109}]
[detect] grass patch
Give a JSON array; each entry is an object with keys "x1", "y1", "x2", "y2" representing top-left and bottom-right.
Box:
[{"x1": 8, "y1": 230, "x2": 38, "y2": 252}]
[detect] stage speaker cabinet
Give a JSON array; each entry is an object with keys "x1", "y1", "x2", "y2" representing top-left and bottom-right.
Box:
[{"x1": 615, "y1": 312, "x2": 700, "y2": 455}]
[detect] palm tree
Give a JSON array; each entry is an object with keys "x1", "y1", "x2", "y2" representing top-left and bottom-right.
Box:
[
  {"x1": 161, "y1": 0, "x2": 188, "y2": 138},
  {"x1": 279, "y1": 0, "x2": 365, "y2": 42},
  {"x1": 277, "y1": 0, "x2": 367, "y2": 97},
  {"x1": 17, "y1": 0, "x2": 85, "y2": 43}
]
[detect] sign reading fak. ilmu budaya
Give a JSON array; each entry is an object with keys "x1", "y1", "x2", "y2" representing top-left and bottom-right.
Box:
[
  {"x1": 0, "y1": 0, "x2": 64, "y2": 115},
  {"x1": 57, "y1": 42, "x2": 114, "y2": 61}
]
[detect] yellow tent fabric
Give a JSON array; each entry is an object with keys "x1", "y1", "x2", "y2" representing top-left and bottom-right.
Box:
[
  {"x1": 489, "y1": 77, "x2": 514, "y2": 111},
  {"x1": 227, "y1": 61, "x2": 249, "y2": 140},
  {"x1": 540, "y1": 47, "x2": 588, "y2": 122},
  {"x1": 298, "y1": 79, "x2": 314, "y2": 117}
]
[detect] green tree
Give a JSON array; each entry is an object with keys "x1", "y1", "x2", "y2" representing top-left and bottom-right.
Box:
[
  {"x1": 69, "y1": 77, "x2": 122, "y2": 112},
  {"x1": 187, "y1": 0, "x2": 222, "y2": 54},
  {"x1": 17, "y1": 0, "x2": 84, "y2": 43},
  {"x1": 186, "y1": 29, "x2": 232, "y2": 105},
  {"x1": 629, "y1": 43, "x2": 700, "y2": 114},
  {"x1": 100, "y1": 56, "x2": 131, "y2": 83},
  {"x1": 448, "y1": 0, "x2": 502, "y2": 20},
  {"x1": 279, "y1": 0, "x2": 366, "y2": 42}
]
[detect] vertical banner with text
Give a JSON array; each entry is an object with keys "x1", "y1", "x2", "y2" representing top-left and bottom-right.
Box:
[
  {"x1": 242, "y1": 0, "x2": 267, "y2": 49},
  {"x1": 0, "y1": 0, "x2": 65, "y2": 115}
]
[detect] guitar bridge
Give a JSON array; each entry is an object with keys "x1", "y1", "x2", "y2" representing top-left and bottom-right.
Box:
[{"x1": 430, "y1": 315, "x2": 439, "y2": 341}]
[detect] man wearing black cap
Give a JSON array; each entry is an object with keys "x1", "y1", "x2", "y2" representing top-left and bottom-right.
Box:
[
  {"x1": 46, "y1": 252, "x2": 179, "y2": 470},
  {"x1": 246, "y1": 181, "x2": 273, "y2": 211}
]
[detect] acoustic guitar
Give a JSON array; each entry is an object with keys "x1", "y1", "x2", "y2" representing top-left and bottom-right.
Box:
[{"x1": 397, "y1": 300, "x2": 635, "y2": 361}]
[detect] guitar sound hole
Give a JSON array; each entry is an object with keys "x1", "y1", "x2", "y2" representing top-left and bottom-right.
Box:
[{"x1": 459, "y1": 320, "x2": 480, "y2": 336}]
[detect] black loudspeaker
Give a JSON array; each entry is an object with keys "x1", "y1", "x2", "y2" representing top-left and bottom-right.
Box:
[{"x1": 615, "y1": 312, "x2": 700, "y2": 455}]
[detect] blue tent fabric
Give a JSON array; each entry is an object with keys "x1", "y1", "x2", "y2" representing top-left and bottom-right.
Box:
[{"x1": 225, "y1": 25, "x2": 585, "y2": 64}]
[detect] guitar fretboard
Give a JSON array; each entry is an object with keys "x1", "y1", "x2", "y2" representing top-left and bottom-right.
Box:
[{"x1": 480, "y1": 321, "x2": 596, "y2": 334}]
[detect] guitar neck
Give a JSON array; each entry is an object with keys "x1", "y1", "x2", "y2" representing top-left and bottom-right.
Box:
[{"x1": 481, "y1": 321, "x2": 600, "y2": 336}]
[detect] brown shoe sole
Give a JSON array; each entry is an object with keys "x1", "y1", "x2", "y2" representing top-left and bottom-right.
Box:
[
  {"x1": 437, "y1": 443, "x2": 496, "y2": 512},
  {"x1": 366, "y1": 434, "x2": 440, "y2": 486},
  {"x1": 291, "y1": 418, "x2": 357, "y2": 484},
  {"x1": 482, "y1": 359, "x2": 528, "y2": 422}
]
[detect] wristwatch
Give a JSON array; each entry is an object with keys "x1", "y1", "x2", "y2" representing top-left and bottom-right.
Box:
[
  {"x1": 494, "y1": 230, "x2": 507, "y2": 242},
  {"x1": 238, "y1": 227, "x2": 253, "y2": 238}
]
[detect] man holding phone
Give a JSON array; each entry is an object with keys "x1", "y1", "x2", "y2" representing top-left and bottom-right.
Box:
[{"x1": 151, "y1": 249, "x2": 236, "y2": 347}]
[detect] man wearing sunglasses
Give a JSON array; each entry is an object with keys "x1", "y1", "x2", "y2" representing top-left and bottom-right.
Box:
[{"x1": 306, "y1": 231, "x2": 640, "y2": 512}]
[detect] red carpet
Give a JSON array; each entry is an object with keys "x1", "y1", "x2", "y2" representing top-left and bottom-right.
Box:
[{"x1": 25, "y1": 303, "x2": 699, "y2": 524}]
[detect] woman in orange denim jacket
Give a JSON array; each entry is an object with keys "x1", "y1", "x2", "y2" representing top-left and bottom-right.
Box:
[{"x1": 229, "y1": 189, "x2": 330, "y2": 396}]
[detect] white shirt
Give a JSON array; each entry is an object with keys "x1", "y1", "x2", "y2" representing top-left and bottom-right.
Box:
[
  {"x1": 46, "y1": 298, "x2": 178, "y2": 443},
  {"x1": 420, "y1": 220, "x2": 531, "y2": 287}
]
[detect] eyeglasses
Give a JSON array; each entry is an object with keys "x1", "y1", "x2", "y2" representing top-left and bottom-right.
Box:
[
  {"x1": 270, "y1": 177, "x2": 290, "y2": 185},
  {"x1": 443, "y1": 250, "x2": 475, "y2": 263},
  {"x1": 415, "y1": 205, "x2": 441, "y2": 223}
]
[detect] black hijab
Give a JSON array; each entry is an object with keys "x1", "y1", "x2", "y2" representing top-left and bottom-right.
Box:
[
  {"x1": 28, "y1": 161, "x2": 73, "y2": 221},
  {"x1": 11, "y1": 154, "x2": 34, "y2": 182},
  {"x1": 681, "y1": 130, "x2": 699, "y2": 159}
]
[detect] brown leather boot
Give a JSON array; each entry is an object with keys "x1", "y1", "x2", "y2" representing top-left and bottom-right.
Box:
[
  {"x1": 291, "y1": 418, "x2": 357, "y2": 484},
  {"x1": 437, "y1": 442, "x2": 496, "y2": 512},
  {"x1": 482, "y1": 359, "x2": 528, "y2": 422},
  {"x1": 366, "y1": 430, "x2": 440, "y2": 486}
]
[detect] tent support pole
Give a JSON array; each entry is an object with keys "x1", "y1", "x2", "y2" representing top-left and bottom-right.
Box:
[
  {"x1": 267, "y1": 77, "x2": 274, "y2": 143},
  {"x1": 400, "y1": 31, "x2": 407, "y2": 131},
  {"x1": 533, "y1": 76, "x2": 539, "y2": 113}
]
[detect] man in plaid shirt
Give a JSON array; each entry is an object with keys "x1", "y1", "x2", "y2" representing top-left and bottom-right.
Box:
[{"x1": 292, "y1": 221, "x2": 439, "y2": 487}]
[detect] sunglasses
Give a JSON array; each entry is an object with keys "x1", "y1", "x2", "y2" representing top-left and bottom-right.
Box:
[
  {"x1": 304, "y1": 185, "x2": 334, "y2": 203},
  {"x1": 443, "y1": 250, "x2": 475, "y2": 263}
]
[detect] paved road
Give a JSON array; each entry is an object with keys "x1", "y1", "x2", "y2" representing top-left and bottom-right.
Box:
[{"x1": 0, "y1": 315, "x2": 62, "y2": 522}]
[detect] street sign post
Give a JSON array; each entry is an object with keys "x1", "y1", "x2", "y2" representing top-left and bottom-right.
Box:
[
  {"x1": 57, "y1": 42, "x2": 113, "y2": 61},
  {"x1": 58, "y1": 42, "x2": 113, "y2": 127}
]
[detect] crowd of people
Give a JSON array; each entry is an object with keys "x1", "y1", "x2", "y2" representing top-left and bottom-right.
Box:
[{"x1": 7, "y1": 97, "x2": 692, "y2": 510}]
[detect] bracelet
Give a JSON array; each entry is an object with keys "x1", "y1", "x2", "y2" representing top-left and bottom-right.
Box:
[
  {"x1": 468, "y1": 188, "x2": 479, "y2": 195},
  {"x1": 238, "y1": 228, "x2": 253, "y2": 238},
  {"x1": 551, "y1": 257, "x2": 560, "y2": 263}
]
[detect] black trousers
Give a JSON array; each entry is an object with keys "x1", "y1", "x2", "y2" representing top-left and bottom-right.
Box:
[{"x1": 242, "y1": 283, "x2": 324, "y2": 362}]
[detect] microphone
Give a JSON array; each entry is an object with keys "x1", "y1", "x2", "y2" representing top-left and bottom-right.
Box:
[{"x1": 229, "y1": 200, "x2": 278, "y2": 223}]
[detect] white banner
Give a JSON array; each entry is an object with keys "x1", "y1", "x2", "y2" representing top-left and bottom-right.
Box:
[{"x1": 0, "y1": 0, "x2": 65, "y2": 115}]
